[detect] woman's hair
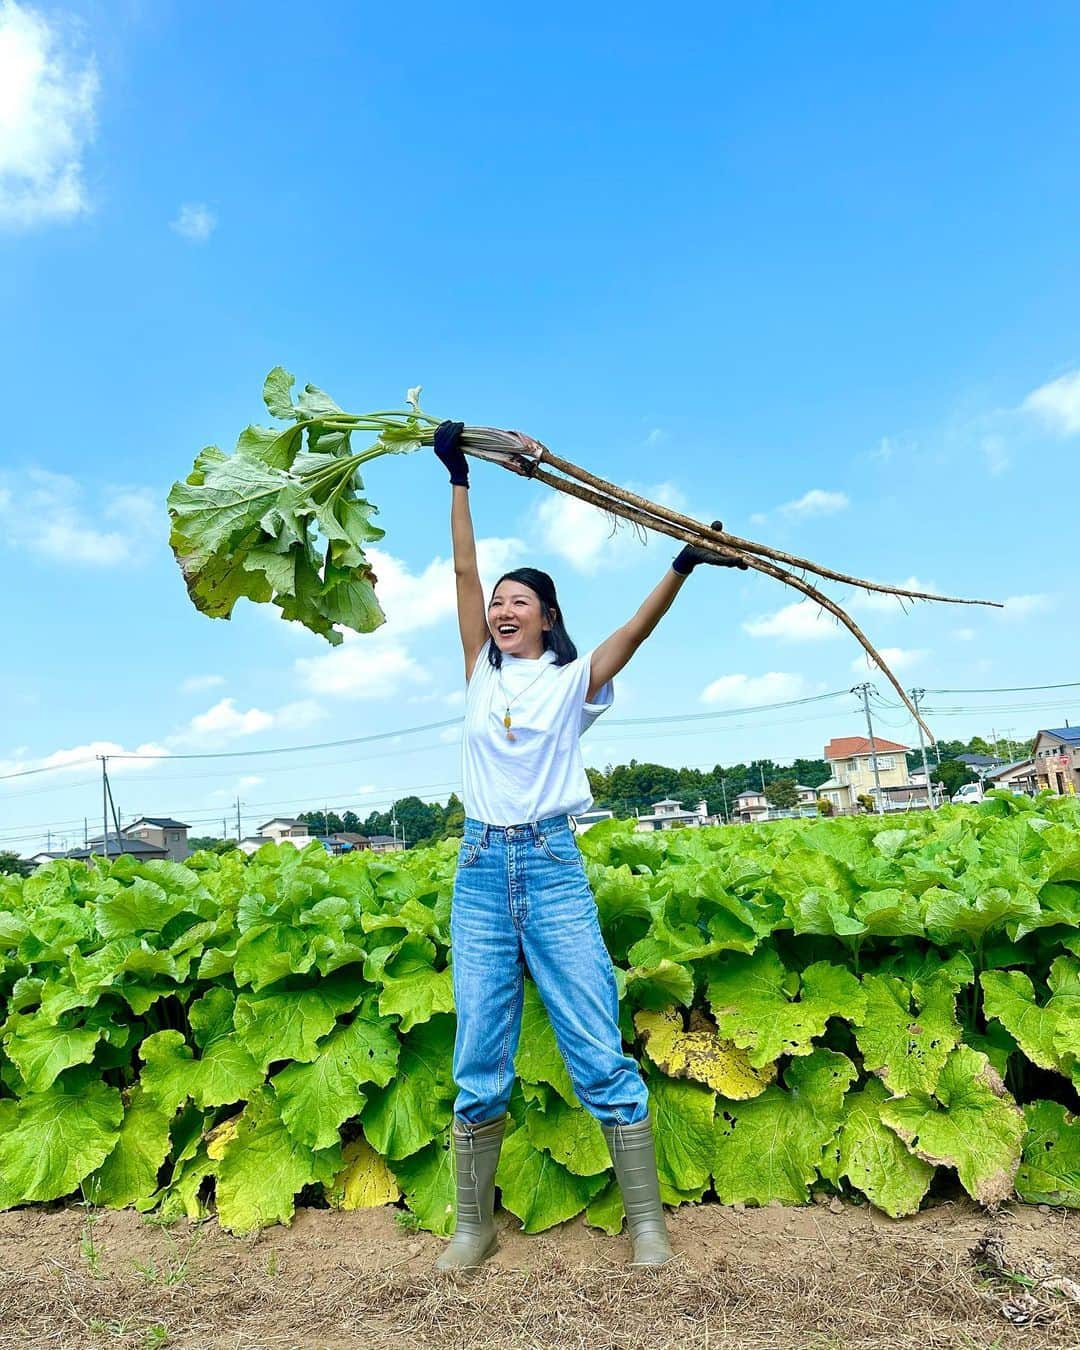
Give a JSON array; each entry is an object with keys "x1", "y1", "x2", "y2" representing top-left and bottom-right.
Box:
[{"x1": 486, "y1": 568, "x2": 578, "y2": 669}]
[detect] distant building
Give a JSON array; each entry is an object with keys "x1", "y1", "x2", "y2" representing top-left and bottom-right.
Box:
[
  {"x1": 121, "y1": 817, "x2": 191, "y2": 862},
  {"x1": 634, "y1": 798, "x2": 712, "y2": 832},
  {"x1": 984, "y1": 758, "x2": 1038, "y2": 795},
  {"x1": 257, "y1": 818, "x2": 313, "y2": 844},
  {"x1": 820, "y1": 736, "x2": 934, "y2": 813},
  {"x1": 366, "y1": 833, "x2": 406, "y2": 853},
  {"x1": 954, "y1": 753, "x2": 1005, "y2": 779},
  {"x1": 65, "y1": 834, "x2": 170, "y2": 862},
  {"x1": 571, "y1": 809, "x2": 615, "y2": 833},
  {"x1": 1031, "y1": 727, "x2": 1080, "y2": 795}
]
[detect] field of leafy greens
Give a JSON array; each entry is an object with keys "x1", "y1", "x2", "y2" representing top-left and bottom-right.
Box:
[{"x1": 1, "y1": 793, "x2": 1078, "y2": 1236}]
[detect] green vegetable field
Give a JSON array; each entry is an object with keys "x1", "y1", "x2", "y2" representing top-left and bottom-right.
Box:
[{"x1": 1, "y1": 794, "x2": 1077, "y2": 1236}]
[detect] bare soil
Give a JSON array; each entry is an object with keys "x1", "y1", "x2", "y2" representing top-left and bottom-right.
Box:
[{"x1": 0, "y1": 1198, "x2": 1075, "y2": 1349}]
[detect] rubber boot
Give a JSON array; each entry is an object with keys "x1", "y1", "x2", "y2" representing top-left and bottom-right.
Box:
[
  {"x1": 435, "y1": 1113, "x2": 506, "y2": 1272},
  {"x1": 602, "y1": 1114, "x2": 675, "y2": 1266}
]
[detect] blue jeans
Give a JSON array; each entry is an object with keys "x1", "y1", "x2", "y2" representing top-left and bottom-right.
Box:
[{"x1": 450, "y1": 814, "x2": 649, "y2": 1128}]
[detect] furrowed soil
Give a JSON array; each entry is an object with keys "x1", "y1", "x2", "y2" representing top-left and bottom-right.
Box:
[{"x1": 0, "y1": 1199, "x2": 1075, "y2": 1349}]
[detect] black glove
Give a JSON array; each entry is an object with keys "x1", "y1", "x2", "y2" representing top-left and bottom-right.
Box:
[
  {"x1": 672, "y1": 521, "x2": 748, "y2": 575},
  {"x1": 433, "y1": 420, "x2": 468, "y2": 487}
]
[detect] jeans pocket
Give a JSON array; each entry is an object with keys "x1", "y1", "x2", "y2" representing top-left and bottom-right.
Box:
[
  {"x1": 539, "y1": 832, "x2": 581, "y2": 866},
  {"x1": 458, "y1": 841, "x2": 482, "y2": 868}
]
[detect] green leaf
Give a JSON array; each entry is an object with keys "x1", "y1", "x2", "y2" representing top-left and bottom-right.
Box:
[
  {"x1": 621, "y1": 959, "x2": 695, "y2": 1010},
  {"x1": 820, "y1": 1077, "x2": 933, "y2": 1218},
  {"x1": 516, "y1": 981, "x2": 578, "y2": 1107},
  {"x1": 391, "y1": 1129, "x2": 456, "y2": 1235},
  {"x1": 584, "y1": 1179, "x2": 625, "y2": 1235},
  {"x1": 3, "y1": 1003, "x2": 120, "y2": 1093},
  {"x1": 1014, "y1": 1101, "x2": 1080, "y2": 1207},
  {"x1": 233, "y1": 973, "x2": 364, "y2": 1072},
  {"x1": 263, "y1": 366, "x2": 298, "y2": 420},
  {"x1": 981, "y1": 957, "x2": 1080, "y2": 1080},
  {"x1": 139, "y1": 1026, "x2": 263, "y2": 1114},
  {"x1": 82, "y1": 1085, "x2": 173, "y2": 1208},
  {"x1": 879, "y1": 1046, "x2": 1024, "y2": 1205},
  {"x1": 854, "y1": 971, "x2": 961, "y2": 1095},
  {"x1": 707, "y1": 950, "x2": 865, "y2": 1068},
  {"x1": 215, "y1": 1086, "x2": 341, "y2": 1233},
  {"x1": 523, "y1": 1088, "x2": 610, "y2": 1177},
  {"x1": 370, "y1": 936, "x2": 454, "y2": 1032},
  {"x1": 495, "y1": 1126, "x2": 606, "y2": 1232},
  {"x1": 0, "y1": 1067, "x2": 124, "y2": 1203},
  {"x1": 649, "y1": 1072, "x2": 717, "y2": 1204},
  {"x1": 713, "y1": 1050, "x2": 857, "y2": 1206},
  {"x1": 360, "y1": 1015, "x2": 455, "y2": 1160},
  {"x1": 270, "y1": 998, "x2": 398, "y2": 1149}
]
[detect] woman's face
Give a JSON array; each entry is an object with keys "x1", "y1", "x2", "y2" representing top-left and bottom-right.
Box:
[{"x1": 488, "y1": 580, "x2": 551, "y2": 659}]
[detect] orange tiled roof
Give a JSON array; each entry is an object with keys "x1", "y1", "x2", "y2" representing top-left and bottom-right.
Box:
[{"x1": 825, "y1": 735, "x2": 910, "y2": 760}]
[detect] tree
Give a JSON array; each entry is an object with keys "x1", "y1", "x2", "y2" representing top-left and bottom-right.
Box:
[
  {"x1": 188, "y1": 836, "x2": 236, "y2": 855},
  {"x1": 0, "y1": 850, "x2": 31, "y2": 877},
  {"x1": 764, "y1": 778, "x2": 799, "y2": 809},
  {"x1": 933, "y1": 760, "x2": 978, "y2": 799},
  {"x1": 342, "y1": 810, "x2": 361, "y2": 834}
]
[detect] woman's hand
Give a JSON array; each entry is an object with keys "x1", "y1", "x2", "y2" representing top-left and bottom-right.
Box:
[
  {"x1": 672, "y1": 521, "x2": 748, "y2": 574},
  {"x1": 434, "y1": 420, "x2": 469, "y2": 487}
]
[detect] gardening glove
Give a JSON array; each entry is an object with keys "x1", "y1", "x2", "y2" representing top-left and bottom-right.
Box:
[
  {"x1": 434, "y1": 420, "x2": 469, "y2": 487},
  {"x1": 672, "y1": 521, "x2": 748, "y2": 575}
]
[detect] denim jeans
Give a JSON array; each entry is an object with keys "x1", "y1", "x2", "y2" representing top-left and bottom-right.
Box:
[{"x1": 450, "y1": 813, "x2": 649, "y2": 1128}]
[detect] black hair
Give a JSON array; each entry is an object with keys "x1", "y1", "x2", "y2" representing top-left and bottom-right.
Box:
[{"x1": 486, "y1": 568, "x2": 578, "y2": 669}]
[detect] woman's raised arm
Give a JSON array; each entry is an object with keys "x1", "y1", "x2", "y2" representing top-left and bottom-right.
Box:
[
  {"x1": 588, "y1": 521, "x2": 747, "y2": 700},
  {"x1": 435, "y1": 421, "x2": 490, "y2": 680}
]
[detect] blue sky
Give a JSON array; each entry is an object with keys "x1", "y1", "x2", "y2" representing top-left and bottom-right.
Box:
[{"x1": 2, "y1": 0, "x2": 1078, "y2": 852}]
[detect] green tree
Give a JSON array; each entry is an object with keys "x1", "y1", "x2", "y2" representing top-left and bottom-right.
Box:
[
  {"x1": 933, "y1": 760, "x2": 978, "y2": 799},
  {"x1": 188, "y1": 836, "x2": 236, "y2": 855},
  {"x1": 341, "y1": 810, "x2": 361, "y2": 834},
  {"x1": 0, "y1": 850, "x2": 31, "y2": 877},
  {"x1": 764, "y1": 778, "x2": 799, "y2": 809}
]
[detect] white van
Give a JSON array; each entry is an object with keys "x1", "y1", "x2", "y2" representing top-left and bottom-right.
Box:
[{"x1": 952, "y1": 781, "x2": 984, "y2": 805}]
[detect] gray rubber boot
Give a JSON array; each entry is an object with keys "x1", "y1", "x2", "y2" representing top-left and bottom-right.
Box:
[
  {"x1": 435, "y1": 1113, "x2": 506, "y2": 1272},
  {"x1": 602, "y1": 1113, "x2": 675, "y2": 1266}
]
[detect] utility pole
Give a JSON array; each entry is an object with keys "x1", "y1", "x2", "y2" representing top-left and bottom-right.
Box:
[
  {"x1": 719, "y1": 772, "x2": 729, "y2": 823},
  {"x1": 910, "y1": 688, "x2": 937, "y2": 811},
  {"x1": 235, "y1": 796, "x2": 242, "y2": 841},
  {"x1": 222, "y1": 817, "x2": 228, "y2": 840},
  {"x1": 99, "y1": 755, "x2": 109, "y2": 860},
  {"x1": 852, "y1": 684, "x2": 885, "y2": 814},
  {"x1": 83, "y1": 817, "x2": 88, "y2": 848},
  {"x1": 759, "y1": 763, "x2": 766, "y2": 792}
]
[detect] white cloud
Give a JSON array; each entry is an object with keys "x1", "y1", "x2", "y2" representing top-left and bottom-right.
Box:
[
  {"x1": 180, "y1": 674, "x2": 225, "y2": 694},
  {"x1": 849, "y1": 646, "x2": 928, "y2": 675},
  {"x1": 296, "y1": 639, "x2": 429, "y2": 701},
  {"x1": 778, "y1": 489, "x2": 850, "y2": 519},
  {"x1": 179, "y1": 697, "x2": 325, "y2": 743},
  {"x1": 951, "y1": 627, "x2": 975, "y2": 642},
  {"x1": 0, "y1": 0, "x2": 98, "y2": 228},
  {"x1": 0, "y1": 470, "x2": 159, "y2": 566},
  {"x1": 847, "y1": 577, "x2": 940, "y2": 613},
  {"x1": 1000, "y1": 593, "x2": 1054, "y2": 620},
  {"x1": 171, "y1": 201, "x2": 216, "y2": 242},
  {"x1": 1022, "y1": 369, "x2": 1080, "y2": 436},
  {"x1": 743, "y1": 600, "x2": 841, "y2": 642},
  {"x1": 537, "y1": 482, "x2": 687, "y2": 574},
  {"x1": 700, "y1": 672, "x2": 807, "y2": 706}
]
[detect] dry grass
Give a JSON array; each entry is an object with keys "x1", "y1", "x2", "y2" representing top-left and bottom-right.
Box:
[{"x1": 1, "y1": 1245, "x2": 1074, "y2": 1350}]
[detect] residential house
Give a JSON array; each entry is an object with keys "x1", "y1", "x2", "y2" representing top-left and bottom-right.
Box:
[
  {"x1": 367, "y1": 833, "x2": 406, "y2": 853},
  {"x1": 257, "y1": 818, "x2": 313, "y2": 843},
  {"x1": 65, "y1": 834, "x2": 170, "y2": 862},
  {"x1": 954, "y1": 753, "x2": 1005, "y2": 779},
  {"x1": 121, "y1": 817, "x2": 191, "y2": 862},
  {"x1": 820, "y1": 736, "x2": 931, "y2": 812},
  {"x1": 328, "y1": 832, "x2": 372, "y2": 853},
  {"x1": 1031, "y1": 727, "x2": 1080, "y2": 795},
  {"x1": 634, "y1": 798, "x2": 711, "y2": 832},
  {"x1": 733, "y1": 785, "x2": 819, "y2": 825},
  {"x1": 732, "y1": 789, "x2": 767, "y2": 824},
  {"x1": 984, "y1": 758, "x2": 1038, "y2": 795}
]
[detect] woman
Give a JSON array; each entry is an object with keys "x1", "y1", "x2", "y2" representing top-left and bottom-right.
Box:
[{"x1": 433, "y1": 420, "x2": 745, "y2": 1271}]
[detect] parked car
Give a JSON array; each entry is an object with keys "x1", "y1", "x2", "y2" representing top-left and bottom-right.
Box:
[{"x1": 951, "y1": 781, "x2": 984, "y2": 805}]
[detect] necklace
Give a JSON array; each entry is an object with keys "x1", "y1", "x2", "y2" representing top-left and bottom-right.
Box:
[{"x1": 497, "y1": 660, "x2": 551, "y2": 741}]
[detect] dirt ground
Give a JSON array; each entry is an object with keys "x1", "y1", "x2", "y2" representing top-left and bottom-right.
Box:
[{"x1": 0, "y1": 1198, "x2": 1075, "y2": 1350}]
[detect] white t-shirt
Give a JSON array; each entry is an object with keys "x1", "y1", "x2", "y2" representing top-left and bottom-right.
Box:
[{"x1": 461, "y1": 641, "x2": 614, "y2": 826}]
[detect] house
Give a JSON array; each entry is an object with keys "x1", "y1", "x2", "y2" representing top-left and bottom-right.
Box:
[
  {"x1": 328, "y1": 832, "x2": 372, "y2": 853},
  {"x1": 634, "y1": 798, "x2": 711, "y2": 832},
  {"x1": 954, "y1": 753, "x2": 1005, "y2": 779},
  {"x1": 733, "y1": 785, "x2": 819, "y2": 825},
  {"x1": 571, "y1": 809, "x2": 615, "y2": 833},
  {"x1": 984, "y1": 758, "x2": 1038, "y2": 795},
  {"x1": 366, "y1": 833, "x2": 406, "y2": 853},
  {"x1": 1031, "y1": 727, "x2": 1080, "y2": 795},
  {"x1": 820, "y1": 736, "x2": 931, "y2": 813},
  {"x1": 121, "y1": 817, "x2": 191, "y2": 862},
  {"x1": 65, "y1": 834, "x2": 170, "y2": 862},
  {"x1": 257, "y1": 818, "x2": 313, "y2": 843}
]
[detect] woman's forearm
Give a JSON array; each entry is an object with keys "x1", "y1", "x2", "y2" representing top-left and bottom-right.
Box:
[
  {"x1": 621, "y1": 568, "x2": 686, "y2": 645},
  {"x1": 451, "y1": 484, "x2": 479, "y2": 576}
]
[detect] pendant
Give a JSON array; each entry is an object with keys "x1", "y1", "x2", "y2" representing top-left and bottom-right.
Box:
[{"x1": 503, "y1": 712, "x2": 515, "y2": 742}]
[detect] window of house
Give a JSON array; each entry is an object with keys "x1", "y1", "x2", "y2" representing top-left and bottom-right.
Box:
[{"x1": 874, "y1": 756, "x2": 894, "y2": 770}]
